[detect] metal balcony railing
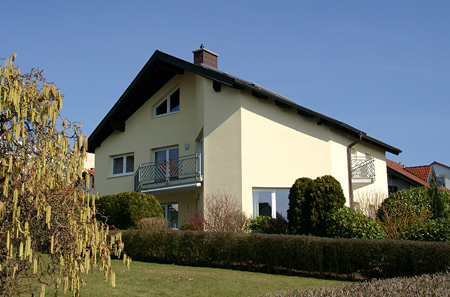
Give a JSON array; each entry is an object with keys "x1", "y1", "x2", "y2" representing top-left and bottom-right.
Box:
[
  {"x1": 351, "y1": 157, "x2": 375, "y2": 182},
  {"x1": 134, "y1": 154, "x2": 202, "y2": 192}
]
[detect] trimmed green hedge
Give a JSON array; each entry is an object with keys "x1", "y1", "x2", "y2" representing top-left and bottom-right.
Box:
[
  {"x1": 96, "y1": 192, "x2": 163, "y2": 229},
  {"x1": 122, "y1": 230, "x2": 450, "y2": 279}
]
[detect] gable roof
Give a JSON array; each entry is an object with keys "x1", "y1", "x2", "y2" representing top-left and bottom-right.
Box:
[
  {"x1": 88, "y1": 50, "x2": 402, "y2": 155},
  {"x1": 432, "y1": 161, "x2": 450, "y2": 170},
  {"x1": 387, "y1": 159, "x2": 429, "y2": 187},
  {"x1": 404, "y1": 165, "x2": 433, "y2": 183}
]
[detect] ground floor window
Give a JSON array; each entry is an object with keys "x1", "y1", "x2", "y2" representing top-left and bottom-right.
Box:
[
  {"x1": 252, "y1": 189, "x2": 289, "y2": 221},
  {"x1": 161, "y1": 203, "x2": 178, "y2": 229}
]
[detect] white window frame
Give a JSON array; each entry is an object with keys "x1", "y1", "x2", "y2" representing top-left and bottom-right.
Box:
[
  {"x1": 252, "y1": 188, "x2": 289, "y2": 220},
  {"x1": 111, "y1": 153, "x2": 134, "y2": 177},
  {"x1": 154, "y1": 88, "x2": 180, "y2": 118}
]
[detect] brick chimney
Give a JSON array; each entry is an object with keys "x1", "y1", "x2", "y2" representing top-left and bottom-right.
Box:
[{"x1": 193, "y1": 44, "x2": 218, "y2": 68}]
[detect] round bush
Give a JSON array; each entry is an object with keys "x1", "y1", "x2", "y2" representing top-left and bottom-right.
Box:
[
  {"x1": 96, "y1": 192, "x2": 163, "y2": 229},
  {"x1": 326, "y1": 207, "x2": 386, "y2": 239},
  {"x1": 288, "y1": 175, "x2": 345, "y2": 236},
  {"x1": 402, "y1": 218, "x2": 450, "y2": 242}
]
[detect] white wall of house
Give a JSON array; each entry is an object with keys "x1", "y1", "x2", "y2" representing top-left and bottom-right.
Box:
[{"x1": 432, "y1": 163, "x2": 450, "y2": 189}]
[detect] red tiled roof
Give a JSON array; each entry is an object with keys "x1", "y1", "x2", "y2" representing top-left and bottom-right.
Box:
[
  {"x1": 387, "y1": 159, "x2": 429, "y2": 187},
  {"x1": 404, "y1": 165, "x2": 432, "y2": 183}
]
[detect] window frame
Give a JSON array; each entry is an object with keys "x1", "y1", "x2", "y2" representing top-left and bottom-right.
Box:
[
  {"x1": 111, "y1": 153, "x2": 134, "y2": 177},
  {"x1": 161, "y1": 203, "x2": 179, "y2": 229},
  {"x1": 154, "y1": 88, "x2": 180, "y2": 118},
  {"x1": 252, "y1": 188, "x2": 289, "y2": 221}
]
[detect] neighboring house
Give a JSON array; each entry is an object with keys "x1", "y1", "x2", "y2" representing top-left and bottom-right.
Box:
[
  {"x1": 387, "y1": 159, "x2": 430, "y2": 194},
  {"x1": 387, "y1": 160, "x2": 450, "y2": 194},
  {"x1": 88, "y1": 46, "x2": 401, "y2": 228},
  {"x1": 431, "y1": 162, "x2": 450, "y2": 190}
]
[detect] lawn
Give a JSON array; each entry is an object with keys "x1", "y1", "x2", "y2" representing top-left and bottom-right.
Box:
[{"x1": 51, "y1": 260, "x2": 348, "y2": 297}]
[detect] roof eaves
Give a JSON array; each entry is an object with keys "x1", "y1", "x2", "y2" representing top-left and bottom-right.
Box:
[{"x1": 235, "y1": 80, "x2": 401, "y2": 155}]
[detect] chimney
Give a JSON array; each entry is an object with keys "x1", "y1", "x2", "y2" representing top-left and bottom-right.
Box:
[{"x1": 193, "y1": 44, "x2": 218, "y2": 68}]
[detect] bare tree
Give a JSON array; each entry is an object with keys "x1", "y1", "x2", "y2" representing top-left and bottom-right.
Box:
[{"x1": 184, "y1": 191, "x2": 249, "y2": 233}]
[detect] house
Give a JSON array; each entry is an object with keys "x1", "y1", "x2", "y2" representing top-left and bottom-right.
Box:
[
  {"x1": 387, "y1": 159, "x2": 430, "y2": 194},
  {"x1": 430, "y1": 162, "x2": 450, "y2": 190},
  {"x1": 387, "y1": 160, "x2": 450, "y2": 194},
  {"x1": 88, "y1": 46, "x2": 401, "y2": 228}
]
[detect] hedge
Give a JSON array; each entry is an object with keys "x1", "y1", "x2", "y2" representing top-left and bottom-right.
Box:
[
  {"x1": 96, "y1": 192, "x2": 163, "y2": 229},
  {"x1": 121, "y1": 230, "x2": 450, "y2": 279}
]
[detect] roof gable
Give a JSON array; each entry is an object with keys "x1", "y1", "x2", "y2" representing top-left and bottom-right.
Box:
[
  {"x1": 404, "y1": 165, "x2": 433, "y2": 183},
  {"x1": 387, "y1": 159, "x2": 429, "y2": 187},
  {"x1": 88, "y1": 50, "x2": 402, "y2": 156}
]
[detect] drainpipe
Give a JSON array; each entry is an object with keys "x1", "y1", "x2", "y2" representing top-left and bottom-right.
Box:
[{"x1": 347, "y1": 132, "x2": 363, "y2": 209}]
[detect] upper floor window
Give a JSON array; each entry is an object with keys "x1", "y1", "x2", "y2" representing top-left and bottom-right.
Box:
[
  {"x1": 111, "y1": 154, "x2": 134, "y2": 176},
  {"x1": 155, "y1": 89, "x2": 180, "y2": 117}
]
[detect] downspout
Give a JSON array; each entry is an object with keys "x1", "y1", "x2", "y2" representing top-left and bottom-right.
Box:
[{"x1": 347, "y1": 132, "x2": 363, "y2": 209}]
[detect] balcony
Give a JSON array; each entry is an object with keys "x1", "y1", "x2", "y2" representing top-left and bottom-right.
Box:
[
  {"x1": 351, "y1": 157, "x2": 375, "y2": 184},
  {"x1": 134, "y1": 154, "x2": 203, "y2": 194}
]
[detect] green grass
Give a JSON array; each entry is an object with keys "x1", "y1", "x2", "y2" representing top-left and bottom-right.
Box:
[{"x1": 54, "y1": 260, "x2": 348, "y2": 297}]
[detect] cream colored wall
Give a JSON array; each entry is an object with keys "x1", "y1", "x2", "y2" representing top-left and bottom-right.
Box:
[
  {"x1": 239, "y1": 91, "x2": 338, "y2": 216},
  {"x1": 237, "y1": 88, "x2": 389, "y2": 216},
  {"x1": 95, "y1": 71, "x2": 391, "y2": 220},
  {"x1": 201, "y1": 78, "x2": 243, "y2": 211},
  {"x1": 94, "y1": 72, "x2": 203, "y2": 196},
  {"x1": 156, "y1": 190, "x2": 200, "y2": 228},
  {"x1": 329, "y1": 133, "x2": 389, "y2": 207},
  {"x1": 351, "y1": 142, "x2": 389, "y2": 207}
]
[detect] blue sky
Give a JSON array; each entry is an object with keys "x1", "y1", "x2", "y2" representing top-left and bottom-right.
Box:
[{"x1": 3, "y1": 1, "x2": 449, "y2": 167}]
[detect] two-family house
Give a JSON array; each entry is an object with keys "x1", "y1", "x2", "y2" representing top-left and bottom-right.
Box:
[{"x1": 88, "y1": 46, "x2": 401, "y2": 228}]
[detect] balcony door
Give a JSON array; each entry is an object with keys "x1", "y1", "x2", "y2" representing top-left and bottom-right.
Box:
[{"x1": 154, "y1": 147, "x2": 179, "y2": 182}]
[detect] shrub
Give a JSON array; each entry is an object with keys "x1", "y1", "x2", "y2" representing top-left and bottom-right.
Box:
[
  {"x1": 202, "y1": 191, "x2": 250, "y2": 233},
  {"x1": 377, "y1": 187, "x2": 450, "y2": 239},
  {"x1": 96, "y1": 192, "x2": 163, "y2": 229},
  {"x1": 248, "y1": 216, "x2": 288, "y2": 234},
  {"x1": 137, "y1": 217, "x2": 170, "y2": 231},
  {"x1": 180, "y1": 222, "x2": 202, "y2": 231},
  {"x1": 326, "y1": 207, "x2": 386, "y2": 239},
  {"x1": 287, "y1": 177, "x2": 313, "y2": 235},
  {"x1": 264, "y1": 272, "x2": 450, "y2": 297},
  {"x1": 402, "y1": 218, "x2": 450, "y2": 242},
  {"x1": 288, "y1": 175, "x2": 346, "y2": 236},
  {"x1": 122, "y1": 229, "x2": 450, "y2": 279},
  {"x1": 430, "y1": 184, "x2": 449, "y2": 219}
]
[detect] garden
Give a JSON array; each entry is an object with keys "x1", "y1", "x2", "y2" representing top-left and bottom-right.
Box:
[{"x1": 93, "y1": 177, "x2": 450, "y2": 296}]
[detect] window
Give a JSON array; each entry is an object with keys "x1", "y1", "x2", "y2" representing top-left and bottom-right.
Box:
[
  {"x1": 111, "y1": 154, "x2": 134, "y2": 176},
  {"x1": 252, "y1": 189, "x2": 289, "y2": 221},
  {"x1": 154, "y1": 89, "x2": 180, "y2": 117},
  {"x1": 161, "y1": 203, "x2": 178, "y2": 229}
]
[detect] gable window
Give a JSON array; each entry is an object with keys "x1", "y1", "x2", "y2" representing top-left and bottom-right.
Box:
[
  {"x1": 111, "y1": 154, "x2": 134, "y2": 176},
  {"x1": 154, "y1": 89, "x2": 180, "y2": 117}
]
